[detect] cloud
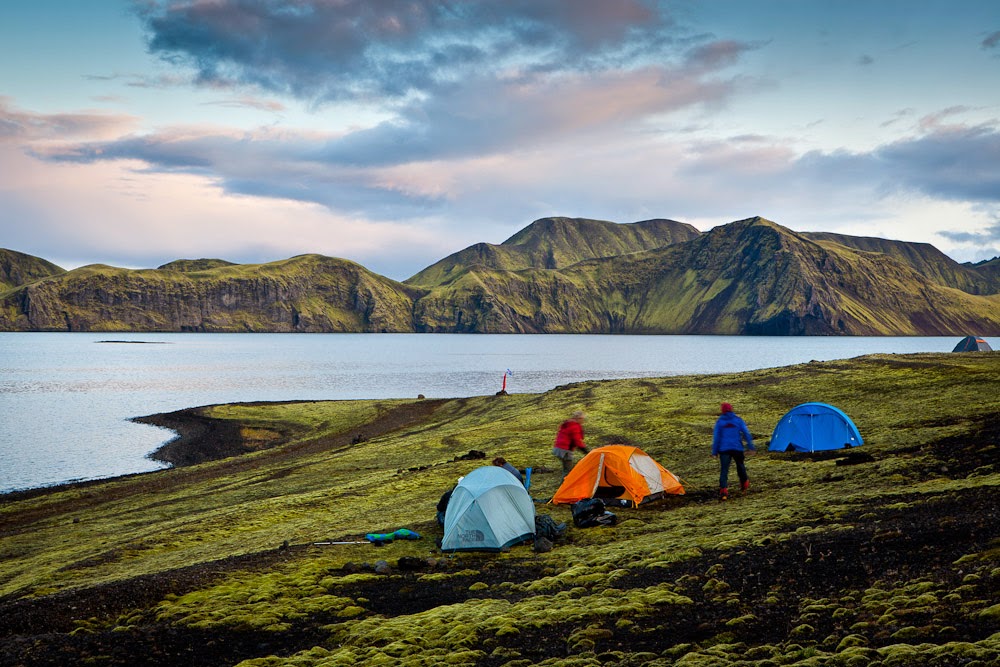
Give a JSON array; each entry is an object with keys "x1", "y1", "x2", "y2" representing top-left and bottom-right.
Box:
[
  {"x1": 858, "y1": 54, "x2": 874, "y2": 66},
  {"x1": 134, "y1": 0, "x2": 682, "y2": 102},
  {"x1": 38, "y1": 19, "x2": 764, "y2": 213},
  {"x1": 35, "y1": 125, "x2": 448, "y2": 219},
  {"x1": 36, "y1": 60, "x2": 736, "y2": 216},
  {"x1": 0, "y1": 98, "x2": 137, "y2": 141},
  {"x1": 32, "y1": 99, "x2": 1000, "y2": 253},
  {"x1": 937, "y1": 219, "x2": 1000, "y2": 246},
  {"x1": 777, "y1": 115, "x2": 1000, "y2": 208},
  {"x1": 314, "y1": 59, "x2": 750, "y2": 167},
  {"x1": 0, "y1": 124, "x2": 447, "y2": 277},
  {"x1": 201, "y1": 96, "x2": 287, "y2": 112},
  {"x1": 982, "y1": 30, "x2": 1000, "y2": 50},
  {"x1": 84, "y1": 71, "x2": 192, "y2": 89},
  {"x1": 130, "y1": 2, "x2": 762, "y2": 167},
  {"x1": 880, "y1": 108, "x2": 914, "y2": 128},
  {"x1": 918, "y1": 106, "x2": 972, "y2": 132},
  {"x1": 684, "y1": 39, "x2": 759, "y2": 70},
  {"x1": 874, "y1": 123, "x2": 1000, "y2": 202}
]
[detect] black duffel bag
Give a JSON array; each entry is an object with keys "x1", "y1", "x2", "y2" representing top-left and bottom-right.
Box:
[{"x1": 570, "y1": 498, "x2": 617, "y2": 528}]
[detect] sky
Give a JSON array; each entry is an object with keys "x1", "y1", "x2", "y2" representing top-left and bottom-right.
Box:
[{"x1": 1, "y1": 0, "x2": 998, "y2": 280}]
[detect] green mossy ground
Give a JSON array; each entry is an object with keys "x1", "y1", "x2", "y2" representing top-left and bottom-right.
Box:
[{"x1": 1, "y1": 352, "x2": 998, "y2": 666}]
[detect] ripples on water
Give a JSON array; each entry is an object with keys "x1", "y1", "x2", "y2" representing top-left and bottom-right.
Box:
[{"x1": 0, "y1": 332, "x2": 983, "y2": 493}]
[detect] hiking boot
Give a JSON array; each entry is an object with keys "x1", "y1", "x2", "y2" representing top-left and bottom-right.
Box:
[
  {"x1": 741, "y1": 480, "x2": 750, "y2": 492},
  {"x1": 719, "y1": 487, "x2": 729, "y2": 501}
]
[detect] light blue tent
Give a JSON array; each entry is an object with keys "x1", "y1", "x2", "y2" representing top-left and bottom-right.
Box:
[
  {"x1": 769, "y1": 402, "x2": 863, "y2": 453},
  {"x1": 441, "y1": 466, "x2": 535, "y2": 552}
]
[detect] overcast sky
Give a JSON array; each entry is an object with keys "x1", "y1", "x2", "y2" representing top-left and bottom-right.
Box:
[{"x1": 1, "y1": 0, "x2": 998, "y2": 280}]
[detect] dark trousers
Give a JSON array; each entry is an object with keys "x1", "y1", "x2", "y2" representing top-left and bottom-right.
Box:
[
  {"x1": 553, "y1": 447, "x2": 575, "y2": 477},
  {"x1": 719, "y1": 451, "x2": 748, "y2": 488}
]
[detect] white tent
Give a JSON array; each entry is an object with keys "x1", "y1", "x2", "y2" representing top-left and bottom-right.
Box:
[{"x1": 441, "y1": 466, "x2": 535, "y2": 552}]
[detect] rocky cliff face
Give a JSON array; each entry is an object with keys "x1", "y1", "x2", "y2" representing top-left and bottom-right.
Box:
[
  {"x1": 2, "y1": 218, "x2": 998, "y2": 335},
  {"x1": 2, "y1": 255, "x2": 421, "y2": 332}
]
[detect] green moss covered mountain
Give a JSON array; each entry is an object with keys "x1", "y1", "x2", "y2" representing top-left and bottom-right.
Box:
[
  {"x1": 2, "y1": 216, "x2": 998, "y2": 334},
  {"x1": 0, "y1": 254, "x2": 421, "y2": 333},
  {"x1": 0, "y1": 248, "x2": 65, "y2": 292},
  {"x1": 405, "y1": 216, "x2": 700, "y2": 287}
]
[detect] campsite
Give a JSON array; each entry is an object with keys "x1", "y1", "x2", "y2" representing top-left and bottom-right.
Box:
[{"x1": 1, "y1": 351, "x2": 999, "y2": 666}]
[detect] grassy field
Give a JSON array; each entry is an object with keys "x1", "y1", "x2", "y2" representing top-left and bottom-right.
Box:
[{"x1": 1, "y1": 352, "x2": 998, "y2": 666}]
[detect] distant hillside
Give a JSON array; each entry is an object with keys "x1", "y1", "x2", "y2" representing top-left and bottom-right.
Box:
[
  {"x1": 414, "y1": 217, "x2": 1000, "y2": 335},
  {"x1": 967, "y1": 256, "x2": 1000, "y2": 285},
  {"x1": 405, "y1": 216, "x2": 700, "y2": 287},
  {"x1": 157, "y1": 259, "x2": 237, "y2": 272},
  {"x1": 2, "y1": 217, "x2": 998, "y2": 335},
  {"x1": 0, "y1": 249, "x2": 65, "y2": 292},
  {"x1": 0, "y1": 254, "x2": 421, "y2": 332},
  {"x1": 803, "y1": 232, "x2": 999, "y2": 295}
]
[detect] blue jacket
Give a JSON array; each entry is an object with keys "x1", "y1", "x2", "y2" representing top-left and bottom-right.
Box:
[{"x1": 712, "y1": 412, "x2": 755, "y2": 455}]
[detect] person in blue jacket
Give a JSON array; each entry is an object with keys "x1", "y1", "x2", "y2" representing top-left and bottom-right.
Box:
[{"x1": 712, "y1": 402, "x2": 755, "y2": 500}]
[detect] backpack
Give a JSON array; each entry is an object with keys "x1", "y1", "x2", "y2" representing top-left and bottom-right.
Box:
[
  {"x1": 570, "y1": 498, "x2": 617, "y2": 528},
  {"x1": 534, "y1": 513, "x2": 567, "y2": 540},
  {"x1": 435, "y1": 489, "x2": 453, "y2": 527}
]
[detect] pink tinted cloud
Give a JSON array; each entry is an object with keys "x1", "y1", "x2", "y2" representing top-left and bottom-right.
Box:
[
  {"x1": 0, "y1": 98, "x2": 138, "y2": 141},
  {"x1": 501, "y1": 65, "x2": 738, "y2": 135}
]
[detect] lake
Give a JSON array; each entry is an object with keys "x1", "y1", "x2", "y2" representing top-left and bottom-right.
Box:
[{"x1": 0, "y1": 332, "x2": 990, "y2": 494}]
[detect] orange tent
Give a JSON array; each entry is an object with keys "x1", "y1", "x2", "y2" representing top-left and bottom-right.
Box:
[{"x1": 550, "y1": 445, "x2": 684, "y2": 506}]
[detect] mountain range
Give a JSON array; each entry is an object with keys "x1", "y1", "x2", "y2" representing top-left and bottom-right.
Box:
[{"x1": 2, "y1": 216, "x2": 998, "y2": 335}]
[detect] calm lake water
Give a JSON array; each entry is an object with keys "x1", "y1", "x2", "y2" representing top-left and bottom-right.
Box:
[{"x1": 0, "y1": 332, "x2": 990, "y2": 494}]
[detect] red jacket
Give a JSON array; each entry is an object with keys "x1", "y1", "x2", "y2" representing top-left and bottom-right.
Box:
[{"x1": 554, "y1": 420, "x2": 585, "y2": 451}]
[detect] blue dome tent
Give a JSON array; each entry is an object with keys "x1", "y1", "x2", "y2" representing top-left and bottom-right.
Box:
[
  {"x1": 769, "y1": 403, "x2": 863, "y2": 453},
  {"x1": 952, "y1": 335, "x2": 993, "y2": 352},
  {"x1": 441, "y1": 466, "x2": 535, "y2": 552}
]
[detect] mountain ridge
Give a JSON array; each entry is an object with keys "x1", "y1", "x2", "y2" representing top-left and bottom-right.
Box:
[
  {"x1": 801, "y1": 231, "x2": 999, "y2": 295},
  {"x1": 412, "y1": 217, "x2": 1000, "y2": 335},
  {"x1": 405, "y1": 216, "x2": 700, "y2": 287},
  {"x1": 2, "y1": 216, "x2": 998, "y2": 335},
  {"x1": 0, "y1": 249, "x2": 66, "y2": 292}
]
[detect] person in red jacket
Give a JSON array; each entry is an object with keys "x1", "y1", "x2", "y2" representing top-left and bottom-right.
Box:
[{"x1": 553, "y1": 410, "x2": 589, "y2": 476}]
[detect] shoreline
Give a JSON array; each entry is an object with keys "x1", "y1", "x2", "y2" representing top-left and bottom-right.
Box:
[
  {"x1": 0, "y1": 407, "x2": 254, "y2": 501},
  {"x1": 0, "y1": 406, "x2": 240, "y2": 502},
  {"x1": 134, "y1": 407, "x2": 251, "y2": 467},
  {"x1": 2, "y1": 397, "x2": 451, "y2": 500}
]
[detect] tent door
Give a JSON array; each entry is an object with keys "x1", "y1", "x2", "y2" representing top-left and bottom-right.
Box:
[{"x1": 589, "y1": 453, "x2": 606, "y2": 499}]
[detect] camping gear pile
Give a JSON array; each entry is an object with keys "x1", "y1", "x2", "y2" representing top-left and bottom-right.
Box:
[{"x1": 570, "y1": 498, "x2": 618, "y2": 527}]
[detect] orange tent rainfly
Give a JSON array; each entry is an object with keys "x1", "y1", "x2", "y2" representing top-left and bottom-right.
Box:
[{"x1": 550, "y1": 445, "x2": 684, "y2": 506}]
